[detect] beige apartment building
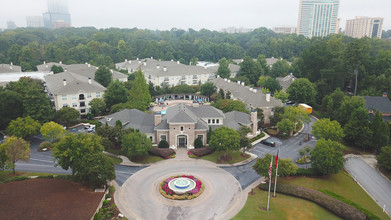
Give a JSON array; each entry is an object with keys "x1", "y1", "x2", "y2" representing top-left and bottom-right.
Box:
[{"x1": 345, "y1": 16, "x2": 384, "y2": 39}]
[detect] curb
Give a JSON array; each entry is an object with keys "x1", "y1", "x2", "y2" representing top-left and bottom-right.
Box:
[{"x1": 216, "y1": 152, "x2": 258, "y2": 167}]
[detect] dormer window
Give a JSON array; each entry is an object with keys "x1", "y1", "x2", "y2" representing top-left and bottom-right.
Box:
[{"x1": 180, "y1": 126, "x2": 184, "y2": 131}]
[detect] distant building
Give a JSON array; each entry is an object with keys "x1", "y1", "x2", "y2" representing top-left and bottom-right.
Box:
[
  {"x1": 6, "y1": 21, "x2": 17, "y2": 30},
  {"x1": 297, "y1": 0, "x2": 340, "y2": 38},
  {"x1": 220, "y1": 27, "x2": 253, "y2": 34},
  {"x1": 43, "y1": 0, "x2": 71, "y2": 29},
  {"x1": 364, "y1": 93, "x2": 391, "y2": 122},
  {"x1": 273, "y1": 27, "x2": 297, "y2": 34},
  {"x1": 26, "y1": 16, "x2": 44, "y2": 27},
  {"x1": 345, "y1": 16, "x2": 384, "y2": 39}
]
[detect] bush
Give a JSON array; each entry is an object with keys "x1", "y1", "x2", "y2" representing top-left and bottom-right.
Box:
[
  {"x1": 194, "y1": 138, "x2": 203, "y2": 148},
  {"x1": 158, "y1": 140, "x2": 169, "y2": 148},
  {"x1": 149, "y1": 147, "x2": 175, "y2": 158},
  {"x1": 250, "y1": 132, "x2": 265, "y2": 142},
  {"x1": 294, "y1": 168, "x2": 321, "y2": 176},
  {"x1": 189, "y1": 147, "x2": 214, "y2": 157},
  {"x1": 258, "y1": 182, "x2": 366, "y2": 220},
  {"x1": 38, "y1": 141, "x2": 53, "y2": 151}
]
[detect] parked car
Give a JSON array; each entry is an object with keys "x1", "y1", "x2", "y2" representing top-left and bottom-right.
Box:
[{"x1": 260, "y1": 139, "x2": 276, "y2": 147}]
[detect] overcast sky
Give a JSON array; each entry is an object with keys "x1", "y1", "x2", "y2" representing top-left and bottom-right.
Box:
[{"x1": 1, "y1": 0, "x2": 390, "y2": 31}]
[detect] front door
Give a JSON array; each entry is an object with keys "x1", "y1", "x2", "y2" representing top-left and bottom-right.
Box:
[{"x1": 178, "y1": 135, "x2": 187, "y2": 148}]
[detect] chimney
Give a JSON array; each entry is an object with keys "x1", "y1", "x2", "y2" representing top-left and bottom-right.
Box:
[
  {"x1": 138, "y1": 61, "x2": 141, "y2": 64},
  {"x1": 241, "y1": 82, "x2": 245, "y2": 86},
  {"x1": 64, "y1": 68, "x2": 67, "y2": 72},
  {"x1": 59, "y1": 61, "x2": 62, "y2": 64},
  {"x1": 237, "y1": 81, "x2": 241, "y2": 85},
  {"x1": 136, "y1": 58, "x2": 139, "y2": 61},
  {"x1": 110, "y1": 69, "x2": 113, "y2": 73},
  {"x1": 157, "y1": 64, "x2": 160, "y2": 69},
  {"x1": 177, "y1": 61, "x2": 180, "y2": 64},
  {"x1": 63, "y1": 79, "x2": 67, "y2": 86},
  {"x1": 217, "y1": 75, "x2": 220, "y2": 78},
  {"x1": 163, "y1": 66, "x2": 167, "y2": 72},
  {"x1": 154, "y1": 112, "x2": 162, "y2": 126},
  {"x1": 224, "y1": 78, "x2": 227, "y2": 81},
  {"x1": 144, "y1": 61, "x2": 147, "y2": 66},
  {"x1": 254, "y1": 89, "x2": 257, "y2": 93},
  {"x1": 45, "y1": 64, "x2": 48, "y2": 68},
  {"x1": 266, "y1": 92, "x2": 271, "y2": 102},
  {"x1": 383, "y1": 92, "x2": 388, "y2": 98},
  {"x1": 88, "y1": 64, "x2": 91, "y2": 67},
  {"x1": 151, "y1": 57, "x2": 153, "y2": 59},
  {"x1": 128, "y1": 60, "x2": 131, "y2": 64},
  {"x1": 251, "y1": 109, "x2": 258, "y2": 135},
  {"x1": 10, "y1": 62, "x2": 13, "y2": 66},
  {"x1": 10, "y1": 65, "x2": 12, "y2": 70},
  {"x1": 44, "y1": 61, "x2": 46, "y2": 64},
  {"x1": 85, "y1": 62, "x2": 88, "y2": 65},
  {"x1": 125, "y1": 59, "x2": 128, "y2": 62},
  {"x1": 227, "y1": 79, "x2": 231, "y2": 83},
  {"x1": 192, "y1": 101, "x2": 200, "y2": 108},
  {"x1": 88, "y1": 77, "x2": 92, "y2": 84},
  {"x1": 204, "y1": 66, "x2": 207, "y2": 69}
]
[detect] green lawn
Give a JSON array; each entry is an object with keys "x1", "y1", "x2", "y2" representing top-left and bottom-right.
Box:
[
  {"x1": 108, "y1": 155, "x2": 123, "y2": 165},
  {"x1": 233, "y1": 187, "x2": 340, "y2": 220},
  {"x1": 199, "y1": 151, "x2": 250, "y2": 164},
  {"x1": 279, "y1": 172, "x2": 390, "y2": 220},
  {"x1": 0, "y1": 171, "x2": 65, "y2": 183}
]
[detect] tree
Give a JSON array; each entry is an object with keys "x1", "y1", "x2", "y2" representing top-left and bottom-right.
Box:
[
  {"x1": 194, "y1": 138, "x2": 203, "y2": 149},
  {"x1": 260, "y1": 77, "x2": 282, "y2": 94},
  {"x1": 322, "y1": 88, "x2": 346, "y2": 120},
  {"x1": 238, "y1": 56, "x2": 263, "y2": 85},
  {"x1": 311, "y1": 139, "x2": 344, "y2": 175},
  {"x1": 270, "y1": 59, "x2": 292, "y2": 78},
  {"x1": 74, "y1": 152, "x2": 115, "y2": 188},
  {"x1": 104, "y1": 80, "x2": 128, "y2": 109},
  {"x1": 90, "y1": 98, "x2": 106, "y2": 116},
  {"x1": 286, "y1": 78, "x2": 317, "y2": 105},
  {"x1": 312, "y1": 119, "x2": 344, "y2": 142},
  {"x1": 0, "y1": 89, "x2": 23, "y2": 129},
  {"x1": 209, "y1": 126, "x2": 240, "y2": 157},
  {"x1": 257, "y1": 54, "x2": 270, "y2": 75},
  {"x1": 217, "y1": 57, "x2": 231, "y2": 78},
  {"x1": 282, "y1": 106, "x2": 311, "y2": 126},
  {"x1": 53, "y1": 133, "x2": 104, "y2": 175},
  {"x1": 94, "y1": 66, "x2": 112, "y2": 87},
  {"x1": 50, "y1": 65, "x2": 64, "y2": 74},
  {"x1": 377, "y1": 146, "x2": 391, "y2": 172},
  {"x1": 158, "y1": 140, "x2": 169, "y2": 148},
  {"x1": 238, "y1": 125, "x2": 251, "y2": 153},
  {"x1": 200, "y1": 82, "x2": 216, "y2": 98},
  {"x1": 253, "y1": 154, "x2": 298, "y2": 179},
  {"x1": 121, "y1": 131, "x2": 152, "y2": 158},
  {"x1": 277, "y1": 118, "x2": 295, "y2": 136},
  {"x1": 40, "y1": 121, "x2": 66, "y2": 143},
  {"x1": 0, "y1": 136, "x2": 30, "y2": 174},
  {"x1": 344, "y1": 107, "x2": 373, "y2": 151},
  {"x1": 213, "y1": 99, "x2": 249, "y2": 113},
  {"x1": 6, "y1": 116, "x2": 41, "y2": 139},
  {"x1": 54, "y1": 107, "x2": 80, "y2": 126},
  {"x1": 128, "y1": 70, "x2": 151, "y2": 111},
  {"x1": 190, "y1": 56, "x2": 198, "y2": 66},
  {"x1": 370, "y1": 111, "x2": 390, "y2": 154},
  {"x1": 274, "y1": 90, "x2": 289, "y2": 103},
  {"x1": 335, "y1": 96, "x2": 366, "y2": 126}
]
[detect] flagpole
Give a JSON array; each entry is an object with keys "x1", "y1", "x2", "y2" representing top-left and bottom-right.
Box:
[
  {"x1": 273, "y1": 148, "x2": 279, "y2": 197},
  {"x1": 267, "y1": 154, "x2": 273, "y2": 211}
]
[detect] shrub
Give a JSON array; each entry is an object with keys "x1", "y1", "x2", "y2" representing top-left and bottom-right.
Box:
[
  {"x1": 149, "y1": 147, "x2": 175, "y2": 158},
  {"x1": 38, "y1": 141, "x2": 53, "y2": 151},
  {"x1": 194, "y1": 138, "x2": 203, "y2": 148},
  {"x1": 189, "y1": 147, "x2": 214, "y2": 157},
  {"x1": 158, "y1": 140, "x2": 169, "y2": 148},
  {"x1": 250, "y1": 132, "x2": 265, "y2": 142},
  {"x1": 258, "y1": 183, "x2": 366, "y2": 220},
  {"x1": 103, "y1": 200, "x2": 110, "y2": 206}
]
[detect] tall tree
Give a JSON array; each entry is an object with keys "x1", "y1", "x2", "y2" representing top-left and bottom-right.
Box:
[
  {"x1": 50, "y1": 65, "x2": 64, "y2": 74},
  {"x1": 311, "y1": 139, "x2": 344, "y2": 176},
  {"x1": 121, "y1": 131, "x2": 152, "y2": 159},
  {"x1": 238, "y1": 56, "x2": 263, "y2": 85},
  {"x1": 217, "y1": 57, "x2": 231, "y2": 78},
  {"x1": 94, "y1": 66, "x2": 112, "y2": 87},
  {"x1": 336, "y1": 96, "x2": 366, "y2": 126},
  {"x1": 6, "y1": 116, "x2": 41, "y2": 139},
  {"x1": 312, "y1": 119, "x2": 344, "y2": 142},
  {"x1": 377, "y1": 146, "x2": 391, "y2": 172},
  {"x1": 286, "y1": 78, "x2": 317, "y2": 105},
  {"x1": 253, "y1": 154, "x2": 298, "y2": 179},
  {"x1": 0, "y1": 89, "x2": 23, "y2": 129},
  {"x1": 270, "y1": 59, "x2": 292, "y2": 78},
  {"x1": 260, "y1": 77, "x2": 282, "y2": 94},
  {"x1": 200, "y1": 82, "x2": 216, "y2": 98},
  {"x1": 40, "y1": 121, "x2": 66, "y2": 143},
  {"x1": 104, "y1": 80, "x2": 128, "y2": 109},
  {"x1": 90, "y1": 98, "x2": 106, "y2": 116},
  {"x1": 257, "y1": 54, "x2": 270, "y2": 75},
  {"x1": 54, "y1": 107, "x2": 80, "y2": 126},
  {"x1": 344, "y1": 107, "x2": 373, "y2": 151},
  {"x1": 0, "y1": 136, "x2": 30, "y2": 174},
  {"x1": 370, "y1": 111, "x2": 390, "y2": 154},
  {"x1": 209, "y1": 126, "x2": 240, "y2": 157},
  {"x1": 322, "y1": 88, "x2": 347, "y2": 120},
  {"x1": 128, "y1": 70, "x2": 151, "y2": 111},
  {"x1": 277, "y1": 118, "x2": 296, "y2": 136},
  {"x1": 213, "y1": 99, "x2": 249, "y2": 113}
]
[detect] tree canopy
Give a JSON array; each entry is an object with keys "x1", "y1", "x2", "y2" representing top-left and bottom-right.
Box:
[
  {"x1": 200, "y1": 82, "x2": 216, "y2": 98},
  {"x1": 217, "y1": 57, "x2": 231, "y2": 78},
  {"x1": 40, "y1": 121, "x2": 66, "y2": 143},
  {"x1": 7, "y1": 116, "x2": 41, "y2": 139},
  {"x1": 213, "y1": 99, "x2": 249, "y2": 113},
  {"x1": 54, "y1": 107, "x2": 80, "y2": 126},
  {"x1": 90, "y1": 98, "x2": 106, "y2": 116},
  {"x1": 127, "y1": 70, "x2": 151, "y2": 111},
  {"x1": 104, "y1": 80, "x2": 128, "y2": 109},
  {"x1": 287, "y1": 78, "x2": 317, "y2": 105},
  {"x1": 312, "y1": 119, "x2": 344, "y2": 142},
  {"x1": 0, "y1": 136, "x2": 30, "y2": 174},
  {"x1": 209, "y1": 126, "x2": 240, "y2": 157},
  {"x1": 253, "y1": 153, "x2": 298, "y2": 179},
  {"x1": 377, "y1": 146, "x2": 391, "y2": 172},
  {"x1": 94, "y1": 66, "x2": 112, "y2": 87},
  {"x1": 121, "y1": 131, "x2": 153, "y2": 158},
  {"x1": 311, "y1": 139, "x2": 344, "y2": 175}
]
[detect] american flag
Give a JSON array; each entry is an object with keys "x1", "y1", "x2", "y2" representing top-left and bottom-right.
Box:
[
  {"x1": 268, "y1": 159, "x2": 273, "y2": 179},
  {"x1": 275, "y1": 149, "x2": 279, "y2": 168}
]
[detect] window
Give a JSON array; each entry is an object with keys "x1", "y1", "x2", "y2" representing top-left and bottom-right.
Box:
[
  {"x1": 180, "y1": 126, "x2": 184, "y2": 131},
  {"x1": 193, "y1": 80, "x2": 198, "y2": 85},
  {"x1": 72, "y1": 94, "x2": 76, "y2": 100},
  {"x1": 149, "y1": 136, "x2": 153, "y2": 141},
  {"x1": 212, "y1": 119, "x2": 215, "y2": 124},
  {"x1": 80, "y1": 109, "x2": 86, "y2": 113},
  {"x1": 197, "y1": 135, "x2": 203, "y2": 143},
  {"x1": 208, "y1": 119, "x2": 211, "y2": 124},
  {"x1": 160, "y1": 135, "x2": 167, "y2": 141},
  {"x1": 96, "y1": 92, "x2": 100, "y2": 98},
  {"x1": 62, "y1": 95, "x2": 67, "y2": 100},
  {"x1": 62, "y1": 104, "x2": 68, "y2": 107},
  {"x1": 216, "y1": 119, "x2": 219, "y2": 124},
  {"x1": 87, "y1": 93, "x2": 91, "y2": 98},
  {"x1": 72, "y1": 103, "x2": 77, "y2": 107}
]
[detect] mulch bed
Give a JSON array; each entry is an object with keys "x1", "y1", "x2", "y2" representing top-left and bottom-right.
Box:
[{"x1": 0, "y1": 178, "x2": 104, "y2": 220}]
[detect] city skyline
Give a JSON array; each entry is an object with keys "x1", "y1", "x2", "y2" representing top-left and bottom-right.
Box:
[{"x1": 0, "y1": 0, "x2": 390, "y2": 31}]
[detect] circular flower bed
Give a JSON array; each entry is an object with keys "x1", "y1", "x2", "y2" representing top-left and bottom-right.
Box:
[{"x1": 159, "y1": 175, "x2": 204, "y2": 200}]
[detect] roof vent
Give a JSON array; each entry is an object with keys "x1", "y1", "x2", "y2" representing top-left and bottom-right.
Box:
[{"x1": 63, "y1": 79, "x2": 67, "y2": 86}]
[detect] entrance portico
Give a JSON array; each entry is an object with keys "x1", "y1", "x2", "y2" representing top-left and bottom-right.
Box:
[{"x1": 177, "y1": 135, "x2": 187, "y2": 148}]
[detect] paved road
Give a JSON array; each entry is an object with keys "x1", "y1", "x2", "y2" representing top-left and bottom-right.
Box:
[
  {"x1": 222, "y1": 160, "x2": 260, "y2": 189},
  {"x1": 249, "y1": 116, "x2": 317, "y2": 162},
  {"x1": 344, "y1": 157, "x2": 391, "y2": 215},
  {"x1": 116, "y1": 158, "x2": 243, "y2": 220}
]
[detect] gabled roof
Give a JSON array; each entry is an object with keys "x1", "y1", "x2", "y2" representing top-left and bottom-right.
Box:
[
  {"x1": 276, "y1": 74, "x2": 296, "y2": 91},
  {"x1": 99, "y1": 109, "x2": 155, "y2": 133},
  {"x1": 364, "y1": 96, "x2": 391, "y2": 113},
  {"x1": 0, "y1": 64, "x2": 22, "y2": 73},
  {"x1": 223, "y1": 111, "x2": 252, "y2": 130},
  {"x1": 164, "y1": 103, "x2": 197, "y2": 124},
  {"x1": 211, "y1": 77, "x2": 283, "y2": 109},
  {"x1": 44, "y1": 71, "x2": 106, "y2": 95}
]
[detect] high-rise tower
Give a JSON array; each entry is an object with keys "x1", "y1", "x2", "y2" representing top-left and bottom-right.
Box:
[
  {"x1": 297, "y1": 0, "x2": 340, "y2": 38},
  {"x1": 345, "y1": 16, "x2": 384, "y2": 39},
  {"x1": 43, "y1": 0, "x2": 71, "y2": 29}
]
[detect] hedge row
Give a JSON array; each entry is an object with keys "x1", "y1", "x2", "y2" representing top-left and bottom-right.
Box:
[
  {"x1": 149, "y1": 147, "x2": 175, "y2": 158},
  {"x1": 189, "y1": 147, "x2": 214, "y2": 157},
  {"x1": 258, "y1": 182, "x2": 366, "y2": 220},
  {"x1": 319, "y1": 190, "x2": 380, "y2": 220}
]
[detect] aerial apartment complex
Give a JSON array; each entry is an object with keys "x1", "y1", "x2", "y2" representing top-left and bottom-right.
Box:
[
  {"x1": 345, "y1": 16, "x2": 384, "y2": 39},
  {"x1": 297, "y1": 0, "x2": 340, "y2": 38}
]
